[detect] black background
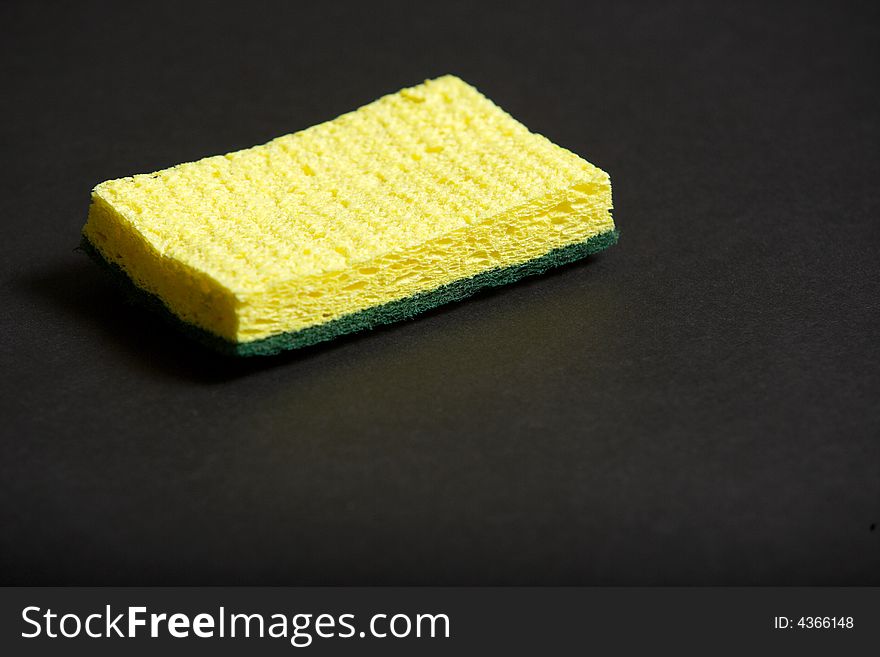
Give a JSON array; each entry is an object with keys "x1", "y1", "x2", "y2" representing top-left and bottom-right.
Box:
[{"x1": 1, "y1": 0, "x2": 878, "y2": 585}]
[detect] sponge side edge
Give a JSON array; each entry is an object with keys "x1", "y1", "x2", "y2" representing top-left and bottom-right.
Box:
[
  {"x1": 80, "y1": 229, "x2": 618, "y2": 357},
  {"x1": 82, "y1": 192, "x2": 240, "y2": 341}
]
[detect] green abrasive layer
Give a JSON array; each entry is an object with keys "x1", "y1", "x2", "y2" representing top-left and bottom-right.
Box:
[{"x1": 80, "y1": 229, "x2": 618, "y2": 357}]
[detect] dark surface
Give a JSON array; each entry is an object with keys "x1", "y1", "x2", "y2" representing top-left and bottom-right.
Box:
[{"x1": 1, "y1": 0, "x2": 878, "y2": 585}]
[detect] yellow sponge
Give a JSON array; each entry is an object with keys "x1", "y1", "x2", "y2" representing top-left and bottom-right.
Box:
[{"x1": 82, "y1": 75, "x2": 616, "y2": 355}]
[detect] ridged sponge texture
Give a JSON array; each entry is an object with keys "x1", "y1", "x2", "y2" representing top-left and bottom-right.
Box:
[{"x1": 83, "y1": 75, "x2": 615, "y2": 344}]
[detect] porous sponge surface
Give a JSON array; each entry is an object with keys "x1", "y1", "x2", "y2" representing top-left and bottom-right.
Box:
[{"x1": 83, "y1": 75, "x2": 615, "y2": 344}]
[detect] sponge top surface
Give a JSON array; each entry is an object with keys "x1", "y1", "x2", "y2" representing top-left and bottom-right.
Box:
[{"x1": 93, "y1": 75, "x2": 605, "y2": 291}]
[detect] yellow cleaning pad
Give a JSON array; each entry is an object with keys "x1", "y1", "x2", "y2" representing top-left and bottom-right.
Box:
[{"x1": 82, "y1": 75, "x2": 616, "y2": 356}]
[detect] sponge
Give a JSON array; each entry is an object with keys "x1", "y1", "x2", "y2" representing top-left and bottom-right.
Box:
[{"x1": 82, "y1": 75, "x2": 617, "y2": 356}]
